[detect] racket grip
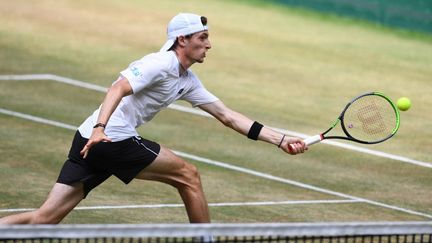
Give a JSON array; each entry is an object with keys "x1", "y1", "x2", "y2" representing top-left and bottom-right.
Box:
[{"x1": 304, "y1": 134, "x2": 323, "y2": 146}]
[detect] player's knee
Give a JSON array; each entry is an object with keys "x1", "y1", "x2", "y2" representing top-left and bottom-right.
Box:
[
  {"x1": 187, "y1": 163, "x2": 201, "y2": 183},
  {"x1": 179, "y1": 163, "x2": 202, "y2": 190}
]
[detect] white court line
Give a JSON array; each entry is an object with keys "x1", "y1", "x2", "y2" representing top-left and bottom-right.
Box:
[
  {"x1": 0, "y1": 199, "x2": 360, "y2": 213},
  {"x1": 0, "y1": 108, "x2": 431, "y2": 219},
  {"x1": 1, "y1": 74, "x2": 430, "y2": 168},
  {"x1": 0, "y1": 108, "x2": 77, "y2": 130}
]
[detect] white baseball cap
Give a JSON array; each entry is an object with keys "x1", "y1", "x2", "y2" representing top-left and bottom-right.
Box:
[{"x1": 160, "y1": 13, "x2": 209, "y2": 52}]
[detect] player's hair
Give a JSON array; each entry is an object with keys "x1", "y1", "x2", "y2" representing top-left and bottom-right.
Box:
[{"x1": 169, "y1": 16, "x2": 208, "y2": 51}]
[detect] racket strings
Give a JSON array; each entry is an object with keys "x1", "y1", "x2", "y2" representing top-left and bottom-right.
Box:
[{"x1": 343, "y1": 95, "x2": 397, "y2": 143}]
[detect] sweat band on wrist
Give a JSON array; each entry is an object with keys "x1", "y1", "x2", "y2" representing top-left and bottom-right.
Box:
[{"x1": 247, "y1": 121, "x2": 263, "y2": 140}]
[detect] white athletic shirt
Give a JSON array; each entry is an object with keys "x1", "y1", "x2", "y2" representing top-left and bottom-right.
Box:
[{"x1": 78, "y1": 51, "x2": 219, "y2": 141}]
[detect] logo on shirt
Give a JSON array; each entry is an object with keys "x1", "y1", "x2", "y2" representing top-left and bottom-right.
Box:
[
  {"x1": 178, "y1": 88, "x2": 184, "y2": 94},
  {"x1": 130, "y1": 67, "x2": 140, "y2": 77}
]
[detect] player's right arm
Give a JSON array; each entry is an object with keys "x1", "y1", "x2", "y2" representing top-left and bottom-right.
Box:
[
  {"x1": 199, "y1": 100, "x2": 306, "y2": 155},
  {"x1": 80, "y1": 77, "x2": 133, "y2": 158}
]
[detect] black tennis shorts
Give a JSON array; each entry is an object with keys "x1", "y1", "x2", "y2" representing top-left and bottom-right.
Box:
[{"x1": 57, "y1": 131, "x2": 160, "y2": 197}]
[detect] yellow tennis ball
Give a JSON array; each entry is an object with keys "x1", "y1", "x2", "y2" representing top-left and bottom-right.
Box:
[{"x1": 397, "y1": 97, "x2": 411, "y2": 111}]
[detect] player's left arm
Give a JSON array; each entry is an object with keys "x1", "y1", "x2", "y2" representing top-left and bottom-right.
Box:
[{"x1": 198, "y1": 100, "x2": 307, "y2": 155}]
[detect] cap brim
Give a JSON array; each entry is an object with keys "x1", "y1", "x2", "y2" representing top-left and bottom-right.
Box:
[{"x1": 160, "y1": 39, "x2": 175, "y2": 52}]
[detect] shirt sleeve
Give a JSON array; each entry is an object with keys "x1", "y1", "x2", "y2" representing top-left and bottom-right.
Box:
[
  {"x1": 181, "y1": 73, "x2": 219, "y2": 107},
  {"x1": 120, "y1": 55, "x2": 166, "y2": 94}
]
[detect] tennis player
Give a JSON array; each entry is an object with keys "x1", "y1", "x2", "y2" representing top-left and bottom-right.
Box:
[{"x1": 0, "y1": 13, "x2": 306, "y2": 224}]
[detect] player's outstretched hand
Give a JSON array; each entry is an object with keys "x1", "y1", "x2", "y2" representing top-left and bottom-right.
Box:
[
  {"x1": 80, "y1": 128, "x2": 112, "y2": 159},
  {"x1": 280, "y1": 136, "x2": 307, "y2": 155}
]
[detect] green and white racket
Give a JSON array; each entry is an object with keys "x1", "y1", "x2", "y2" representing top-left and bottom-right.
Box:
[{"x1": 304, "y1": 92, "x2": 400, "y2": 146}]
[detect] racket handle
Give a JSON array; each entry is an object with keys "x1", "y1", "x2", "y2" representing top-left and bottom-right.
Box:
[{"x1": 304, "y1": 134, "x2": 323, "y2": 146}]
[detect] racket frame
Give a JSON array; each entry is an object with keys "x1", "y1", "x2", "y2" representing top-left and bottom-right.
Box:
[{"x1": 306, "y1": 92, "x2": 400, "y2": 145}]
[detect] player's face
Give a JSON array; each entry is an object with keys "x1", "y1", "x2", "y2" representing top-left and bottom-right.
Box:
[{"x1": 185, "y1": 31, "x2": 211, "y2": 63}]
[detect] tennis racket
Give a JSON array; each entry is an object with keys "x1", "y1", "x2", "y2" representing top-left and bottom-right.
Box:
[{"x1": 304, "y1": 92, "x2": 400, "y2": 146}]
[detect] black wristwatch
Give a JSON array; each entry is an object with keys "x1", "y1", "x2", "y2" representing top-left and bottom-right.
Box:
[{"x1": 93, "y1": 123, "x2": 106, "y2": 129}]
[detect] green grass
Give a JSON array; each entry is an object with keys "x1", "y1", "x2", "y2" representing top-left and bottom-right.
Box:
[{"x1": 0, "y1": 0, "x2": 431, "y2": 223}]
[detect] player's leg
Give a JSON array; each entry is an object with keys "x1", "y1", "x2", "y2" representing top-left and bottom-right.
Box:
[
  {"x1": 135, "y1": 146, "x2": 210, "y2": 223},
  {"x1": 0, "y1": 183, "x2": 84, "y2": 224}
]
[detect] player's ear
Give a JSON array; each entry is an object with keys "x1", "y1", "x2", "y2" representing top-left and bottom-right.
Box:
[{"x1": 177, "y1": 36, "x2": 188, "y2": 48}]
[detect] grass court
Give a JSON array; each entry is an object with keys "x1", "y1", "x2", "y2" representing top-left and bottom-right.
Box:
[{"x1": 0, "y1": 0, "x2": 431, "y2": 223}]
